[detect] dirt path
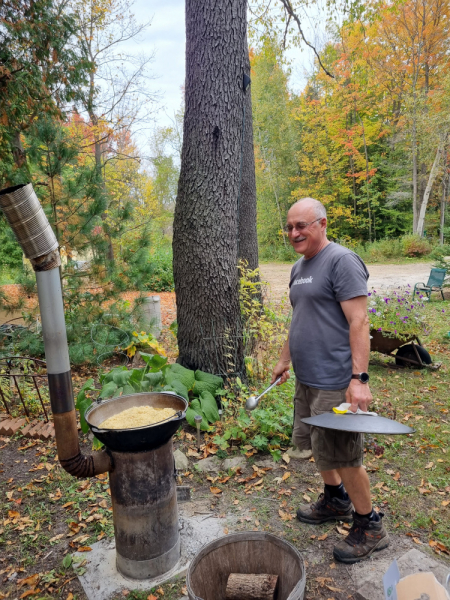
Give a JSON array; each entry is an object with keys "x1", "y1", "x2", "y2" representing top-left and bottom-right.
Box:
[{"x1": 260, "y1": 261, "x2": 433, "y2": 301}]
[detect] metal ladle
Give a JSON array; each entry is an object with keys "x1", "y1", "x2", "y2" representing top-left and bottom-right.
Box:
[{"x1": 245, "y1": 376, "x2": 282, "y2": 411}]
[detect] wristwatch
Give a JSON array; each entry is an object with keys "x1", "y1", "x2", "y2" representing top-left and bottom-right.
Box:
[{"x1": 351, "y1": 372, "x2": 370, "y2": 384}]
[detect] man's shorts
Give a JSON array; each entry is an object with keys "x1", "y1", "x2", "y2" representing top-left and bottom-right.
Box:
[{"x1": 292, "y1": 379, "x2": 364, "y2": 472}]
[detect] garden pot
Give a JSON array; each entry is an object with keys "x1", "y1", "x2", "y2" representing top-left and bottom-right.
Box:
[{"x1": 370, "y1": 329, "x2": 415, "y2": 354}]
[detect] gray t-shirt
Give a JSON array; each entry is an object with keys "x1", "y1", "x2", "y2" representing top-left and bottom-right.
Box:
[{"x1": 289, "y1": 242, "x2": 369, "y2": 390}]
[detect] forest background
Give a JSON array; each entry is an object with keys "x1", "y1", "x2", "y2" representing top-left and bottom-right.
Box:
[{"x1": 2, "y1": 0, "x2": 450, "y2": 340}]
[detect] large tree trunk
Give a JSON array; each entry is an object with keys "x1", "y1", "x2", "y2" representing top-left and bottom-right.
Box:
[
  {"x1": 239, "y1": 37, "x2": 259, "y2": 270},
  {"x1": 173, "y1": 0, "x2": 258, "y2": 376}
]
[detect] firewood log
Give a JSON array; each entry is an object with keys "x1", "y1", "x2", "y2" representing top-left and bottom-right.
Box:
[{"x1": 225, "y1": 573, "x2": 279, "y2": 600}]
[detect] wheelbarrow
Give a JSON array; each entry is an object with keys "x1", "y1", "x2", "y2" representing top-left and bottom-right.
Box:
[{"x1": 370, "y1": 329, "x2": 439, "y2": 369}]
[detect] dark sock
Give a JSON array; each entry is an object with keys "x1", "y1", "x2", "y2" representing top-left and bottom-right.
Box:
[
  {"x1": 325, "y1": 483, "x2": 348, "y2": 501},
  {"x1": 355, "y1": 509, "x2": 380, "y2": 522}
]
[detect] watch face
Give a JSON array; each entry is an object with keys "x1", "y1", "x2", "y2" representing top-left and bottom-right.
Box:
[{"x1": 360, "y1": 372, "x2": 370, "y2": 383}]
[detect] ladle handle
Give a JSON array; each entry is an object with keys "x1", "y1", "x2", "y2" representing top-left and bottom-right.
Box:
[{"x1": 256, "y1": 376, "x2": 282, "y2": 402}]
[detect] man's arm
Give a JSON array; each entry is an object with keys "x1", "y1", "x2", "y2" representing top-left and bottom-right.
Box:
[
  {"x1": 270, "y1": 336, "x2": 291, "y2": 385},
  {"x1": 340, "y1": 296, "x2": 373, "y2": 412}
]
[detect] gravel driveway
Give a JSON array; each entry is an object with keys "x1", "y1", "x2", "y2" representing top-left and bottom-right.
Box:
[{"x1": 259, "y1": 261, "x2": 433, "y2": 301}]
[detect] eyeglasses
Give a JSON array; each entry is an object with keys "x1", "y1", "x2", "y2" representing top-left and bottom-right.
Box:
[{"x1": 283, "y1": 218, "x2": 322, "y2": 233}]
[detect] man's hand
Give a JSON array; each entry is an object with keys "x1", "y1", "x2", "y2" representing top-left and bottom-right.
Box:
[
  {"x1": 346, "y1": 379, "x2": 373, "y2": 412},
  {"x1": 271, "y1": 360, "x2": 290, "y2": 385}
]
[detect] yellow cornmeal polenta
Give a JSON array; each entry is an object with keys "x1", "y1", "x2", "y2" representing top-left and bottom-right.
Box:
[{"x1": 100, "y1": 406, "x2": 176, "y2": 429}]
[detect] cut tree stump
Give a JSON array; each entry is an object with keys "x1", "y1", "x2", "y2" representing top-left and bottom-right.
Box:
[{"x1": 225, "y1": 573, "x2": 279, "y2": 600}]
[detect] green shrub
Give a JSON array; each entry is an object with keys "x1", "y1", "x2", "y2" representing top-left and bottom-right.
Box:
[
  {"x1": 353, "y1": 235, "x2": 433, "y2": 262},
  {"x1": 145, "y1": 246, "x2": 174, "y2": 291},
  {"x1": 0, "y1": 215, "x2": 23, "y2": 270},
  {"x1": 400, "y1": 235, "x2": 433, "y2": 257}
]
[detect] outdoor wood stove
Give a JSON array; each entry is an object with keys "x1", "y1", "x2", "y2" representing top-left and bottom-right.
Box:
[
  {"x1": 0, "y1": 183, "x2": 187, "y2": 581},
  {"x1": 86, "y1": 393, "x2": 187, "y2": 579}
]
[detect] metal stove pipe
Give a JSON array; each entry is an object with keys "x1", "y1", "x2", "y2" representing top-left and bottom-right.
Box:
[{"x1": 0, "y1": 183, "x2": 112, "y2": 477}]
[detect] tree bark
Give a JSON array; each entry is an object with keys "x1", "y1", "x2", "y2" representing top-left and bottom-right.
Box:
[
  {"x1": 417, "y1": 135, "x2": 446, "y2": 237},
  {"x1": 440, "y1": 175, "x2": 447, "y2": 245},
  {"x1": 238, "y1": 37, "x2": 259, "y2": 269},
  {"x1": 11, "y1": 130, "x2": 26, "y2": 169},
  {"x1": 173, "y1": 0, "x2": 258, "y2": 375}
]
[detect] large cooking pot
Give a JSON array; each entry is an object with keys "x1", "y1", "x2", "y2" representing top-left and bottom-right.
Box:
[{"x1": 85, "y1": 391, "x2": 187, "y2": 452}]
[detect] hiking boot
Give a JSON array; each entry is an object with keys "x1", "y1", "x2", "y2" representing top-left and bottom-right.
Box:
[
  {"x1": 287, "y1": 447, "x2": 313, "y2": 460},
  {"x1": 296, "y1": 488, "x2": 353, "y2": 524},
  {"x1": 333, "y1": 512, "x2": 390, "y2": 564}
]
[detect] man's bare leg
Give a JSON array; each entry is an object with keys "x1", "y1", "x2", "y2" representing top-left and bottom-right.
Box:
[{"x1": 321, "y1": 467, "x2": 371, "y2": 514}]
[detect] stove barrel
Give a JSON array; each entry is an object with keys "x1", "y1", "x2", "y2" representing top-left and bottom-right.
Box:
[{"x1": 110, "y1": 442, "x2": 180, "y2": 579}]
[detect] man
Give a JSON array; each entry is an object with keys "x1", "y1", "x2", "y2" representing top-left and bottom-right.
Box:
[{"x1": 272, "y1": 197, "x2": 389, "y2": 564}]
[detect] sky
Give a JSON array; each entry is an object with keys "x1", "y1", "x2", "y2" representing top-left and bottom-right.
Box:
[
  {"x1": 130, "y1": 0, "x2": 186, "y2": 129},
  {"x1": 128, "y1": 0, "x2": 327, "y2": 135}
]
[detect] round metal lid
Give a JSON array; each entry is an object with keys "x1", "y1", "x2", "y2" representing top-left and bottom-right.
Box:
[{"x1": 301, "y1": 413, "x2": 415, "y2": 435}]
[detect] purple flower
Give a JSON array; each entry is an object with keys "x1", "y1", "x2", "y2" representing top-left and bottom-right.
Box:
[
  {"x1": 442, "y1": 309, "x2": 445, "y2": 313},
  {"x1": 378, "y1": 327, "x2": 382, "y2": 331},
  {"x1": 394, "y1": 330, "x2": 397, "y2": 334},
  {"x1": 368, "y1": 292, "x2": 371, "y2": 296},
  {"x1": 372, "y1": 308, "x2": 376, "y2": 313}
]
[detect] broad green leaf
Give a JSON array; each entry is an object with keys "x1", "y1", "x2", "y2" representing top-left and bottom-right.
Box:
[
  {"x1": 145, "y1": 371, "x2": 163, "y2": 387},
  {"x1": 92, "y1": 436, "x2": 104, "y2": 450},
  {"x1": 77, "y1": 396, "x2": 92, "y2": 434},
  {"x1": 200, "y1": 391, "x2": 219, "y2": 423},
  {"x1": 140, "y1": 380, "x2": 150, "y2": 392},
  {"x1": 190, "y1": 398, "x2": 202, "y2": 412},
  {"x1": 185, "y1": 407, "x2": 209, "y2": 431},
  {"x1": 113, "y1": 370, "x2": 132, "y2": 386},
  {"x1": 101, "y1": 366, "x2": 127, "y2": 384},
  {"x1": 129, "y1": 368, "x2": 145, "y2": 390},
  {"x1": 165, "y1": 364, "x2": 195, "y2": 389},
  {"x1": 100, "y1": 381, "x2": 118, "y2": 399},
  {"x1": 63, "y1": 555, "x2": 72, "y2": 568},
  {"x1": 139, "y1": 352, "x2": 168, "y2": 371}
]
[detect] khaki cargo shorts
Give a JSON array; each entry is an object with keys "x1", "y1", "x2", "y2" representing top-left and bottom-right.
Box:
[{"x1": 292, "y1": 379, "x2": 364, "y2": 472}]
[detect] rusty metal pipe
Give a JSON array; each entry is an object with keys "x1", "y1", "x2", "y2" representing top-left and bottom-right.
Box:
[{"x1": 0, "y1": 183, "x2": 112, "y2": 478}]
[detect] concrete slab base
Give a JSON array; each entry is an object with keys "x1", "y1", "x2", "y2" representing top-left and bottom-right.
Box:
[
  {"x1": 353, "y1": 548, "x2": 450, "y2": 600},
  {"x1": 74, "y1": 512, "x2": 225, "y2": 600}
]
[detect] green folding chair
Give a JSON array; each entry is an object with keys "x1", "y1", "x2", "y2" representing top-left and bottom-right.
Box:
[{"x1": 413, "y1": 268, "x2": 447, "y2": 300}]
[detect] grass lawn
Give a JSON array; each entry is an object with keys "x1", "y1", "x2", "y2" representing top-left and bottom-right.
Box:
[{"x1": 0, "y1": 298, "x2": 449, "y2": 599}]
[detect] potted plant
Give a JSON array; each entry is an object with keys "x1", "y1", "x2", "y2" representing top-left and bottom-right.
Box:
[{"x1": 368, "y1": 287, "x2": 431, "y2": 354}]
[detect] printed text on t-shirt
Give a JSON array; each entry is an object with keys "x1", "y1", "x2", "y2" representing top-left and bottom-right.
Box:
[{"x1": 292, "y1": 276, "x2": 313, "y2": 285}]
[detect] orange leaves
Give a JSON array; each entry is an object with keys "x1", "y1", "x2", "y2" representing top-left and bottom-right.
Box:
[
  {"x1": 278, "y1": 509, "x2": 294, "y2": 522},
  {"x1": 210, "y1": 487, "x2": 222, "y2": 495},
  {"x1": 17, "y1": 574, "x2": 40, "y2": 588},
  {"x1": 429, "y1": 540, "x2": 450, "y2": 555}
]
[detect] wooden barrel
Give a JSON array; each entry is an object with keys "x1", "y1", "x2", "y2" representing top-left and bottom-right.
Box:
[{"x1": 186, "y1": 532, "x2": 306, "y2": 600}]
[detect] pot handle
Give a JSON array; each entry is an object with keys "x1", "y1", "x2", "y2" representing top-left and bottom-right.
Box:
[{"x1": 91, "y1": 425, "x2": 108, "y2": 434}]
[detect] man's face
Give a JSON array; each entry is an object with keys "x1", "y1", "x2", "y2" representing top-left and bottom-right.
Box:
[{"x1": 286, "y1": 203, "x2": 327, "y2": 258}]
